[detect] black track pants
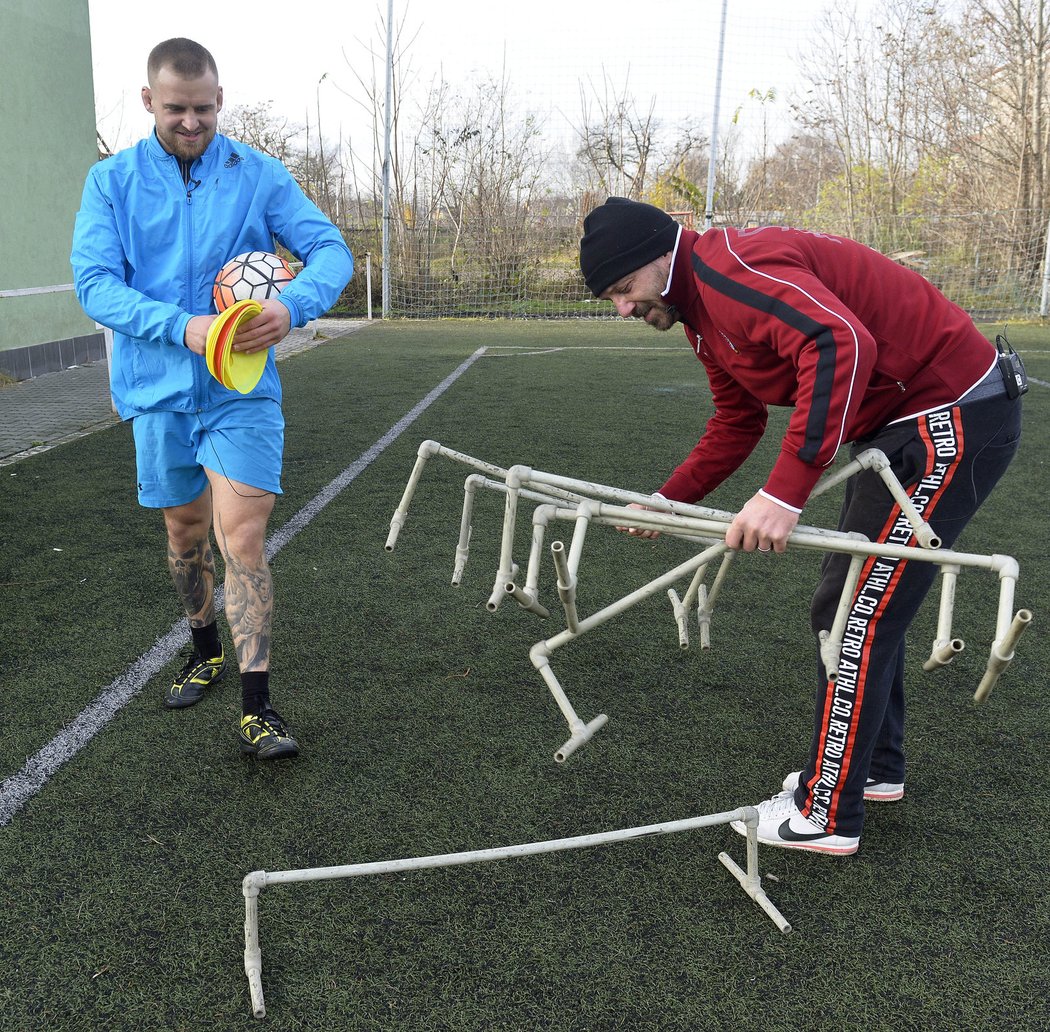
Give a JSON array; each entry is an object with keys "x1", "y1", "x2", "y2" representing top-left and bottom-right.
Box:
[{"x1": 795, "y1": 388, "x2": 1022, "y2": 836}]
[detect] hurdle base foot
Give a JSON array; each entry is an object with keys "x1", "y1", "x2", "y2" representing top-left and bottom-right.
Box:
[
  {"x1": 718, "y1": 851, "x2": 792, "y2": 934},
  {"x1": 554, "y1": 714, "x2": 608, "y2": 763}
]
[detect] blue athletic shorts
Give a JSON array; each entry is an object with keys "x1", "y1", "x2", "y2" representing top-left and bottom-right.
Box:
[{"x1": 131, "y1": 399, "x2": 285, "y2": 508}]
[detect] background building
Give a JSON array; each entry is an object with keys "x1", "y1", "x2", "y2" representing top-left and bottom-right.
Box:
[{"x1": 0, "y1": 0, "x2": 102, "y2": 381}]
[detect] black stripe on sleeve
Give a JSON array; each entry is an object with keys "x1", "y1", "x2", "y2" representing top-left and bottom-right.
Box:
[{"x1": 692, "y1": 251, "x2": 839, "y2": 463}]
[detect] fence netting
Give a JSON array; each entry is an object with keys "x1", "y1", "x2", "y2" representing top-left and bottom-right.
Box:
[{"x1": 372, "y1": 208, "x2": 1048, "y2": 320}]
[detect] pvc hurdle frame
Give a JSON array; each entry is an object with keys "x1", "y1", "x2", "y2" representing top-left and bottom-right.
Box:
[
  {"x1": 242, "y1": 806, "x2": 789, "y2": 1017},
  {"x1": 386, "y1": 439, "x2": 1031, "y2": 763}
]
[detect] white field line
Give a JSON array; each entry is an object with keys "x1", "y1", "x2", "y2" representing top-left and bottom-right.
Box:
[
  {"x1": 0, "y1": 347, "x2": 488, "y2": 828},
  {"x1": 486, "y1": 345, "x2": 1050, "y2": 390},
  {"x1": 485, "y1": 345, "x2": 683, "y2": 353},
  {"x1": 487, "y1": 345, "x2": 1050, "y2": 392},
  {"x1": 1015, "y1": 349, "x2": 1049, "y2": 390}
]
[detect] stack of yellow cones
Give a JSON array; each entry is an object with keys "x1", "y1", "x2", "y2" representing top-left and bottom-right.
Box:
[{"x1": 205, "y1": 299, "x2": 267, "y2": 394}]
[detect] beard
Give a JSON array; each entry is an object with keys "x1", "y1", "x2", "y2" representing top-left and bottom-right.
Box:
[
  {"x1": 639, "y1": 302, "x2": 680, "y2": 331},
  {"x1": 157, "y1": 125, "x2": 214, "y2": 161}
]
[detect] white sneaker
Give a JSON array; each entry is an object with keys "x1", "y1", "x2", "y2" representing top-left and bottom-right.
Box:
[
  {"x1": 730, "y1": 790, "x2": 860, "y2": 856},
  {"x1": 783, "y1": 770, "x2": 904, "y2": 803}
]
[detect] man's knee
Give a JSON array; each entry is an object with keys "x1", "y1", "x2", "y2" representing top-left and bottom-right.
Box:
[
  {"x1": 163, "y1": 494, "x2": 212, "y2": 552},
  {"x1": 221, "y1": 534, "x2": 269, "y2": 573},
  {"x1": 215, "y1": 510, "x2": 270, "y2": 571},
  {"x1": 210, "y1": 489, "x2": 274, "y2": 568}
]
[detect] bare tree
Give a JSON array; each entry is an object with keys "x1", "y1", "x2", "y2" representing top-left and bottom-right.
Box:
[
  {"x1": 790, "y1": 2, "x2": 984, "y2": 228},
  {"x1": 223, "y1": 102, "x2": 304, "y2": 166},
  {"x1": 962, "y1": 0, "x2": 1049, "y2": 225},
  {"x1": 573, "y1": 69, "x2": 658, "y2": 199},
  {"x1": 419, "y1": 70, "x2": 545, "y2": 278},
  {"x1": 222, "y1": 101, "x2": 346, "y2": 226},
  {"x1": 740, "y1": 131, "x2": 841, "y2": 217},
  {"x1": 792, "y1": 2, "x2": 878, "y2": 234},
  {"x1": 342, "y1": 9, "x2": 550, "y2": 306},
  {"x1": 341, "y1": 7, "x2": 429, "y2": 282}
]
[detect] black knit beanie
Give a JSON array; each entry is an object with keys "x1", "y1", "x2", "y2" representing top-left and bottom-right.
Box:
[{"x1": 579, "y1": 196, "x2": 679, "y2": 297}]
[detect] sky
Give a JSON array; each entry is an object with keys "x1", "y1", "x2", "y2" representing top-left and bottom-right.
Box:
[{"x1": 86, "y1": 0, "x2": 875, "y2": 172}]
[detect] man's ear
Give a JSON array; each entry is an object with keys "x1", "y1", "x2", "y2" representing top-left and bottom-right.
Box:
[
  {"x1": 141, "y1": 87, "x2": 153, "y2": 113},
  {"x1": 216, "y1": 86, "x2": 224, "y2": 114}
]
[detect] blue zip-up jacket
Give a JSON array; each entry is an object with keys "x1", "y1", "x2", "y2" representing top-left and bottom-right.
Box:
[{"x1": 71, "y1": 131, "x2": 354, "y2": 420}]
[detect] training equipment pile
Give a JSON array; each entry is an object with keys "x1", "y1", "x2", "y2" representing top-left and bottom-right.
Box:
[
  {"x1": 385, "y1": 439, "x2": 1031, "y2": 763},
  {"x1": 237, "y1": 438, "x2": 1030, "y2": 1018}
]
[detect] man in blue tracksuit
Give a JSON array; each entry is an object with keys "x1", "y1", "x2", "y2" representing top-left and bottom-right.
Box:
[{"x1": 71, "y1": 38, "x2": 354, "y2": 760}]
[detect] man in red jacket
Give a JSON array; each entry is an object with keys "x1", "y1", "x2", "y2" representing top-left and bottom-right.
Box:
[{"x1": 579, "y1": 196, "x2": 1023, "y2": 855}]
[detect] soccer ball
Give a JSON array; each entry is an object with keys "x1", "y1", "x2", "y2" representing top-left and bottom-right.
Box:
[{"x1": 213, "y1": 251, "x2": 296, "y2": 312}]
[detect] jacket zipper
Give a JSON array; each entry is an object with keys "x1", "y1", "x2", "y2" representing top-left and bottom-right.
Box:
[{"x1": 169, "y1": 154, "x2": 205, "y2": 408}]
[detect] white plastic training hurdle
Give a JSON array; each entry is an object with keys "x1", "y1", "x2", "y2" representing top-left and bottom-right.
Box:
[
  {"x1": 242, "y1": 808, "x2": 790, "y2": 1017},
  {"x1": 385, "y1": 439, "x2": 1031, "y2": 762}
]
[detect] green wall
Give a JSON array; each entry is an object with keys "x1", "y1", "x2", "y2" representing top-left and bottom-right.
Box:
[{"x1": 0, "y1": 0, "x2": 100, "y2": 352}]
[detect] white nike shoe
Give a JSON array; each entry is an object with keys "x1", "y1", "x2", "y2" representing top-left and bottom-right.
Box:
[
  {"x1": 782, "y1": 770, "x2": 905, "y2": 803},
  {"x1": 730, "y1": 790, "x2": 860, "y2": 856}
]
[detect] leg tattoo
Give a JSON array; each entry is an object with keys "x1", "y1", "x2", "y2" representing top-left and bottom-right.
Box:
[
  {"x1": 223, "y1": 553, "x2": 273, "y2": 672},
  {"x1": 167, "y1": 538, "x2": 216, "y2": 628}
]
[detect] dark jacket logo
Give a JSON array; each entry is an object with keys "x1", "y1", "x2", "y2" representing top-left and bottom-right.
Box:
[{"x1": 224, "y1": 153, "x2": 244, "y2": 168}]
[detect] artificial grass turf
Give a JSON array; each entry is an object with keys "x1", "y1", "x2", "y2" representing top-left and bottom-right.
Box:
[{"x1": 0, "y1": 319, "x2": 1047, "y2": 1029}]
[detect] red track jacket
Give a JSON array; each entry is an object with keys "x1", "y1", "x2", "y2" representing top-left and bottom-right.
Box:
[{"x1": 658, "y1": 226, "x2": 996, "y2": 510}]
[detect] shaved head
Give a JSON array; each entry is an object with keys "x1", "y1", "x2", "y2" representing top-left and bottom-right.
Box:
[{"x1": 147, "y1": 38, "x2": 218, "y2": 87}]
